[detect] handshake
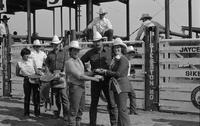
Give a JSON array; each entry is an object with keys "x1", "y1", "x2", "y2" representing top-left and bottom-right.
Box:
[{"x1": 93, "y1": 68, "x2": 107, "y2": 75}]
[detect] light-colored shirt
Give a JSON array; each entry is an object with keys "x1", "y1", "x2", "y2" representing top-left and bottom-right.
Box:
[
  {"x1": 66, "y1": 57, "x2": 85, "y2": 86},
  {"x1": 88, "y1": 17, "x2": 112, "y2": 34},
  {"x1": 0, "y1": 22, "x2": 6, "y2": 37},
  {"x1": 135, "y1": 20, "x2": 155, "y2": 40},
  {"x1": 17, "y1": 58, "x2": 36, "y2": 76},
  {"x1": 31, "y1": 50, "x2": 47, "y2": 69}
]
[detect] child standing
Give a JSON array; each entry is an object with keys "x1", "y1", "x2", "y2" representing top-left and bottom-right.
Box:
[{"x1": 16, "y1": 48, "x2": 41, "y2": 117}]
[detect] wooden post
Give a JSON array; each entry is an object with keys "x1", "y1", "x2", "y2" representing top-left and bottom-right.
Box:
[
  {"x1": 60, "y1": 7, "x2": 63, "y2": 37},
  {"x1": 53, "y1": 8, "x2": 55, "y2": 35},
  {"x1": 165, "y1": 0, "x2": 170, "y2": 39},
  {"x1": 27, "y1": 0, "x2": 31, "y2": 43},
  {"x1": 188, "y1": 0, "x2": 192, "y2": 38},
  {"x1": 126, "y1": 0, "x2": 130, "y2": 40}
]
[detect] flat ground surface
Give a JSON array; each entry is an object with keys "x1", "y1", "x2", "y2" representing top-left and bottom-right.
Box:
[{"x1": 0, "y1": 97, "x2": 199, "y2": 126}]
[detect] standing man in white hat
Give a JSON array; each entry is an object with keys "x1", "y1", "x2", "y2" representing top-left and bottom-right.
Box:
[
  {"x1": 135, "y1": 13, "x2": 165, "y2": 41},
  {"x1": 85, "y1": 8, "x2": 113, "y2": 41},
  {"x1": 81, "y1": 31, "x2": 118, "y2": 126},
  {"x1": 45, "y1": 35, "x2": 69, "y2": 120}
]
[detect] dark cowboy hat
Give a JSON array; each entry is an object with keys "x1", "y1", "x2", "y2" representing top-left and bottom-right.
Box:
[
  {"x1": 0, "y1": 15, "x2": 10, "y2": 20},
  {"x1": 140, "y1": 13, "x2": 152, "y2": 20}
]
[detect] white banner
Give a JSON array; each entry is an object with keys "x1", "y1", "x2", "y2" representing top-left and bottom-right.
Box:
[
  {"x1": 47, "y1": 0, "x2": 63, "y2": 7},
  {"x1": 0, "y1": 0, "x2": 7, "y2": 13}
]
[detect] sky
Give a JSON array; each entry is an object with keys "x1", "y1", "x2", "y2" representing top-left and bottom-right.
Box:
[{"x1": 7, "y1": 0, "x2": 200, "y2": 41}]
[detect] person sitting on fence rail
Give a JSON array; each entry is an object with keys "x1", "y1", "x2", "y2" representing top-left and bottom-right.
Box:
[
  {"x1": 16, "y1": 48, "x2": 41, "y2": 118},
  {"x1": 84, "y1": 8, "x2": 113, "y2": 41},
  {"x1": 66, "y1": 40, "x2": 100, "y2": 126},
  {"x1": 125, "y1": 46, "x2": 138, "y2": 115}
]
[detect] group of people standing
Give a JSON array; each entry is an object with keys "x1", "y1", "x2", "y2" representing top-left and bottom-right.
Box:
[{"x1": 15, "y1": 7, "x2": 144, "y2": 126}]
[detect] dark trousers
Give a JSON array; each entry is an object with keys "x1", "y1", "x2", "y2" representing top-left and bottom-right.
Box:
[
  {"x1": 53, "y1": 87, "x2": 69, "y2": 118},
  {"x1": 103, "y1": 29, "x2": 114, "y2": 41},
  {"x1": 23, "y1": 78, "x2": 40, "y2": 116},
  {"x1": 128, "y1": 87, "x2": 137, "y2": 112},
  {"x1": 111, "y1": 91, "x2": 131, "y2": 126},
  {"x1": 68, "y1": 84, "x2": 85, "y2": 126},
  {"x1": 90, "y1": 80, "x2": 118, "y2": 126}
]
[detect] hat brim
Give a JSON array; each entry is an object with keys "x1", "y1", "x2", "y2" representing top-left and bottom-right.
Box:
[
  {"x1": 0, "y1": 17, "x2": 10, "y2": 20},
  {"x1": 69, "y1": 46, "x2": 82, "y2": 50},
  {"x1": 51, "y1": 41, "x2": 61, "y2": 44},
  {"x1": 97, "y1": 12, "x2": 108, "y2": 15},
  {"x1": 113, "y1": 43, "x2": 127, "y2": 49},
  {"x1": 140, "y1": 16, "x2": 152, "y2": 20}
]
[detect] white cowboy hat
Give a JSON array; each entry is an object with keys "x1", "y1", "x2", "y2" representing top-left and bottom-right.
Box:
[
  {"x1": 93, "y1": 31, "x2": 102, "y2": 42},
  {"x1": 97, "y1": 8, "x2": 108, "y2": 15},
  {"x1": 127, "y1": 46, "x2": 137, "y2": 53},
  {"x1": 69, "y1": 40, "x2": 81, "y2": 50},
  {"x1": 33, "y1": 39, "x2": 41, "y2": 46},
  {"x1": 140, "y1": 13, "x2": 152, "y2": 20},
  {"x1": 51, "y1": 35, "x2": 61, "y2": 44},
  {"x1": 113, "y1": 38, "x2": 127, "y2": 49}
]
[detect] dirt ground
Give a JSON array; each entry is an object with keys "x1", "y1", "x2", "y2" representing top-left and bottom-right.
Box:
[{"x1": 0, "y1": 96, "x2": 199, "y2": 126}]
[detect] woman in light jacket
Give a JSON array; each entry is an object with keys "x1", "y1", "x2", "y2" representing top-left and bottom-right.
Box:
[{"x1": 94, "y1": 38, "x2": 131, "y2": 126}]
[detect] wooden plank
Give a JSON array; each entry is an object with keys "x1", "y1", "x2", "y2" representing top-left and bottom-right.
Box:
[
  {"x1": 160, "y1": 46, "x2": 200, "y2": 53},
  {"x1": 159, "y1": 83, "x2": 200, "y2": 92},
  {"x1": 159, "y1": 90, "x2": 192, "y2": 101},
  {"x1": 160, "y1": 69, "x2": 200, "y2": 78},
  {"x1": 159, "y1": 100, "x2": 200, "y2": 114},
  {"x1": 130, "y1": 81, "x2": 145, "y2": 90},
  {"x1": 159, "y1": 58, "x2": 200, "y2": 65}
]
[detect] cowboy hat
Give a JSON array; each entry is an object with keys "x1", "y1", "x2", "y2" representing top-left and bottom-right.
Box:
[
  {"x1": 69, "y1": 40, "x2": 81, "y2": 50},
  {"x1": 93, "y1": 31, "x2": 102, "y2": 42},
  {"x1": 140, "y1": 13, "x2": 152, "y2": 20},
  {"x1": 33, "y1": 39, "x2": 41, "y2": 46},
  {"x1": 97, "y1": 8, "x2": 108, "y2": 15},
  {"x1": 127, "y1": 46, "x2": 137, "y2": 53},
  {"x1": 51, "y1": 35, "x2": 61, "y2": 44},
  {"x1": 0, "y1": 15, "x2": 10, "y2": 20},
  {"x1": 113, "y1": 38, "x2": 127, "y2": 49}
]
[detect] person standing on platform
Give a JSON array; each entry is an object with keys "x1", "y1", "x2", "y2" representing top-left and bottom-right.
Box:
[
  {"x1": 135, "y1": 13, "x2": 165, "y2": 41},
  {"x1": 0, "y1": 15, "x2": 10, "y2": 45},
  {"x1": 66, "y1": 40, "x2": 100, "y2": 126},
  {"x1": 126, "y1": 46, "x2": 138, "y2": 115},
  {"x1": 84, "y1": 8, "x2": 113, "y2": 41},
  {"x1": 81, "y1": 32, "x2": 118, "y2": 126},
  {"x1": 16, "y1": 48, "x2": 41, "y2": 117},
  {"x1": 45, "y1": 35, "x2": 69, "y2": 121}
]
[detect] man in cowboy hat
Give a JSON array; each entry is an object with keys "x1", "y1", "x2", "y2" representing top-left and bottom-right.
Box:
[
  {"x1": 135, "y1": 13, "x2": 165, "y2": 41},
  {"x1": 84, "y1": 8, "x2": 113, "y2": 41},
  {"x1": 0, "y1": 15, "x2": 10, "y2": 44},
  {"x1": 66, "y1": 40, "x2": 100, "y2": 126},
  {"x1": 81, "y1": 31, "x2": 118, "y2": 126},
  {"x1": 45, "y1": 35, "x2": 69, "y2": 120}
]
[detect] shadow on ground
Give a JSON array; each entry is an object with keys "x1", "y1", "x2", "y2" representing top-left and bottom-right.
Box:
[{"x1": 152, "y1": 118, "x2": 200, "y2": 126}]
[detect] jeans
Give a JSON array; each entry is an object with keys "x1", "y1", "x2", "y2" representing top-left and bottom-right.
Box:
[
  {"x1": 128, "y1": 87, "x2": 137, "y2": 113},
  {"x1": 52, "y1": 87, "x2": 69, "y2": 118},
  {"x1": 23, "y1": 77, "x2": 40, "y2": 116},
  {"x1": 68, "y1": 84, "x2": 85, "y2": 126}
]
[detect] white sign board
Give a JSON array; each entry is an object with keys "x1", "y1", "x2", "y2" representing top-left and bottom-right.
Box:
[
  {"x1": 0, "y1": 0, "x2": 7, "y2": 13},
  {"x1": 47, "y1": 0, "x2": 63, "y2": 7}
]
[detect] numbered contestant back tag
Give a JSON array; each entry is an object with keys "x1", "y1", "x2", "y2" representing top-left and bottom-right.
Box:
[{"x1": 47, "y1": 0, "x2": 63, "y2": 7}]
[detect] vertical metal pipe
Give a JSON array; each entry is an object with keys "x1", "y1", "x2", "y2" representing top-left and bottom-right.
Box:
[
  {"x1": 33, "y1": 10, "x2": 36, "y2": 35},
  {"x1": 53, "y1": 8, "x2": 55, "y2": 35},
  {"x1": 188, "y1": 0, "x2": 192, "y2": 38},
  {"x1": 165, "y1": 0, "x2": 170, "y2": 39},
  {"x1": 75, "y1": 5, "x2": 78, "y2": 31},
  {"x1": 69, "y1": 7, "x2": 71, "y2": 31},
  {"x1": 86, "y1": 0, "x2": 93, "y2": 26},
  {"x1": 126, "y1": 0, "x2": 130, "y2": 40},
  {"x1": 61, "y1": 7, "x2": 63, "y2": 37},
  {"x1": 27, "y1": 0, "x2": 31, "y2": 43}
]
